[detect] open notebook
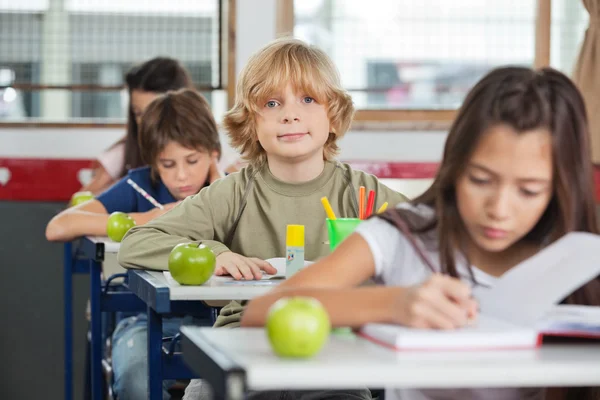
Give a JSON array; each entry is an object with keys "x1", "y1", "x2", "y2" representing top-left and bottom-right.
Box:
[{"x1": 359, "y1": 232, "x2": 600, "y2": 351}]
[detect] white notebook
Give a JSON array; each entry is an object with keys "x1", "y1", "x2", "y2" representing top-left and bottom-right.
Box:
[
  {"x1": 360, "y1": 232, "x2": 600, "y2": 351},
  {"x1": 361, "y1": 305, "x2": 600, "y2": 351}
]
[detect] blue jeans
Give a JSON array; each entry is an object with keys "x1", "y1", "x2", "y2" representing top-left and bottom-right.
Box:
[{"x1": 111, "y1": 313, "x2": 185, "y2": 400}]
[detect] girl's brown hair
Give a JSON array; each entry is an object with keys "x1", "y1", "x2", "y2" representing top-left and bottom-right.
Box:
[{"x1": 115, "y1": 57, "x2": 194, "y2": 177}]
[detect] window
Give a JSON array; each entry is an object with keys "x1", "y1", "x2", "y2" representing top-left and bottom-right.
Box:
[
  {"x1": 0, "y1": 0, "x2": 231, "y2": 123},
  {"x1": 291, "y1": 0, "x2": 588, "y2": 122},
  {"x1": 550, "y1": 0, "x2": 588, "y2": 74},
  {"x1": 295, "y1": 0, "x2": 538, "y2": 111}
]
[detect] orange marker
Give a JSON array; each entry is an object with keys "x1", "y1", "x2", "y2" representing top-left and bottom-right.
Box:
[
  {"x1": 365, "y1": 190, "x2": 375, "y2": 218},
  {"x1": 358, "y1": 186, "x2": 365, "y2": 219}
]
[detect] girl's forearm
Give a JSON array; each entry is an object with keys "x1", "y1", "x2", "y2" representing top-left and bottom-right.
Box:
[{"x1": 241, "y1": 286, "x2": 402, "y2": 328}]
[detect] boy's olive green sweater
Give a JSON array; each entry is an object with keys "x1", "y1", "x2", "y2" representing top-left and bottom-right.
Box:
[{"x1": 118, "y1": 161, "x2": 408, "y2": 327}]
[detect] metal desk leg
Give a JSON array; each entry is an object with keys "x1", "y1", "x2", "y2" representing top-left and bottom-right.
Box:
[
  {"x1": 89, "y1": 259, "x2": 104, "y2": 400},
  {"x1": 63, "y1": 242, "x2": 73, "y2": 400},
  {"x1": 211, "y1": 307, "x2": 219, "y2": 325},
  {"x1": 148, "y1": 306, "x2": 164, "y2": 400}
]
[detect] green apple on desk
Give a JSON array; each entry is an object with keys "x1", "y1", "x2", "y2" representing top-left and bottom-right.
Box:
[
  {"x1": 266, "y1": 297, "x2": 331, "y2": 358},
  {"x1": 168, "y1": 243, "x2": 216, "y2": 285},
  {"x1": 106, "y1": 212, "x2": 136, "y2": 242},
  {"x1": 70, "y1": 191, "x2": 94, "y2": 207}
]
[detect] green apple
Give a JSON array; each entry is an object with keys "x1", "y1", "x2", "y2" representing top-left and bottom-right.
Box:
[
  {"x1": 266, "y1": 297, "x2": 331, "y2": 358},
  {"x1": 106, "y1": 212, "x2": 136, "y2": 242},
  {"x1": 70, "y1": 191, "x2": 94, "y2": 207},
  {"x1": 168, "y1": 243, "x2": 216, "y2": 285}
]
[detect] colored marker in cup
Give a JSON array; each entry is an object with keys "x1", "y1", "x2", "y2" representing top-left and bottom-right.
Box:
[
  {"x1": 358, "y1": 186, "x2": 365, "y2": 219},
  {"x1": 320, "y1": 197, "x2": 337, "y2": 220},
  {"x1": 365, "y1": 190, "x2": 375, "y2": 218}
]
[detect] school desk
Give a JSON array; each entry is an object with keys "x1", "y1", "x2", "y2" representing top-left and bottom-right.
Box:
[
  {"x1": 181, "y1": 327, "x2": 600, "y2": 400},
  {"x1": 64, "y1": 237, "x2": 145, "y2": 400},
  {"x1": 127, "y1": 270, "x2": 284, "y2": 400}
]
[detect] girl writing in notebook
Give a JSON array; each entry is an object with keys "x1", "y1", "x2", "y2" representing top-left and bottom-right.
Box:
[
  {"x1": 242, "y1": 67, "x2": 600, "y2": 400},
  {"x1": 48, "y1": 88, "x2": 222, "y2": 400}
]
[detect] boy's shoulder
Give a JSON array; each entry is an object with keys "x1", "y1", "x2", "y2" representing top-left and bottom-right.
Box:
[
  {"x1": 333, "y1": 161, "x2": 380, "y2": 185},
  {"x1": 201, "y1": 164, "x2": 257, "y2": 196}
]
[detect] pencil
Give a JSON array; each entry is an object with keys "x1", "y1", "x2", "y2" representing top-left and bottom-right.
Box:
[
  {"x1": 358, "y1": 186, "x2": 366, "y2": 219},
  {"x1": 377, "y1": 202, "x2": 388, "y2": 214},
  {"x1": 320, "y1": 197, "x2": 337, "y2": 220},
  {"x1": 365, "y1": 190, "x2": 375, "y2": 218},
  {"x1": 127, "y1": 179, "x2": 164, "y2": 209}
]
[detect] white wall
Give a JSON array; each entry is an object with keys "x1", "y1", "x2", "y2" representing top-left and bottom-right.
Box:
[
  {"x1": 235, "y1": 0, "x2": 277, "y2": 76},
  {"x1": 0, "y1": 126, "x2": 446, "y2": 162}
]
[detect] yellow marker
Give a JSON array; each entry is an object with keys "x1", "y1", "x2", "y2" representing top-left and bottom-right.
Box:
[
  {"x1": 377, "y1": 202, "x2": 388, "y2": 214},
  {"x1": 320, "y1": 197, "x2": 337, "y2": 220}
]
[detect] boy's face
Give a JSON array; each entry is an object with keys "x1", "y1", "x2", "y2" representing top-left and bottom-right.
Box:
[
  {"x1": 255, "y1": 84, "x2": 331, "y2": 164},
  {"x1": 156, "y1": 141, "x2": 218, "y2": 201}
]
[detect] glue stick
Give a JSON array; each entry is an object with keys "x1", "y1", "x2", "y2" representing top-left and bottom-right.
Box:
[{"x1": 285, "y1": 225, "x2": 305, "y2": 278}]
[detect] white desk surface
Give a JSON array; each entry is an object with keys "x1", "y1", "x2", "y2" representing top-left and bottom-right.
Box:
[
  {"x1": 149, "y1": 270, "x2": 281, "y2": 301},
  {"x1": 182, "y1": 327, "x2": 600, "y2": 391},
  {"x1": 85, "y1": 236, "x2": 121, "y2": 253},
  {"x1": 145, "y1": 257, "x2": 307, "y2": 301}
]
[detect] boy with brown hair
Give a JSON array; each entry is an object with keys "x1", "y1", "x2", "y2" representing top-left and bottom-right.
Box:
[
  {"x1": 47, "y1": 88, "x2": 223, "y2": 400},
  {"x1": 46, "y1": 88, "x2": 222, "y2": 242}
]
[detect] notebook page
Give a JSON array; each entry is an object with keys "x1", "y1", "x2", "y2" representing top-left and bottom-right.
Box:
[
  {"x1": 472, "y1": 232, "x2": 600, "y2": 326},
  {"x1": 538, "y1": 305, "x2": 600, "y2": 334}
]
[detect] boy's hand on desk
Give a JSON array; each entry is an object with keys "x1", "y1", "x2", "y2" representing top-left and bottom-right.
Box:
[
  {"x1": 395, "y1": 274, "x2": 478, "y2": 330},
  {"x1": 214, "y1": 252, "x2": 277, "y2": 280}
]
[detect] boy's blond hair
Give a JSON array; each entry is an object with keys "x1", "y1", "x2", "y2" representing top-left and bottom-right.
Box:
[{"x1": 224, "y1": 37, "x2": 354, "y2": 165}]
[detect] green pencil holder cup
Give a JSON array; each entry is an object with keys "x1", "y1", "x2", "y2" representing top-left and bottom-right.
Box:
[{"x1": 326, "y1": 218, "x2": 362, "y2": 251}]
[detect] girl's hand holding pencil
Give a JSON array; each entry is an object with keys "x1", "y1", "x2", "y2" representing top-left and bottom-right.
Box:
[{"x1": 393, "y1": 274, "x2": 478, "y2": 329}]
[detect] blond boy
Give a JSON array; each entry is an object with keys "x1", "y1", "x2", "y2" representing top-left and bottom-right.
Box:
[{"x1": 119, "y1": 38, "x2": 407, "y2": 400}]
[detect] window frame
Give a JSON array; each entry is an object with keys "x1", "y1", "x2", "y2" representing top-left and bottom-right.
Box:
[
  {"x1": 0, "y1": 0, "x2": 237, "y2": 128},
  {"x1": 279, "y1": 0, "x2": 553, "y2": 124}
]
